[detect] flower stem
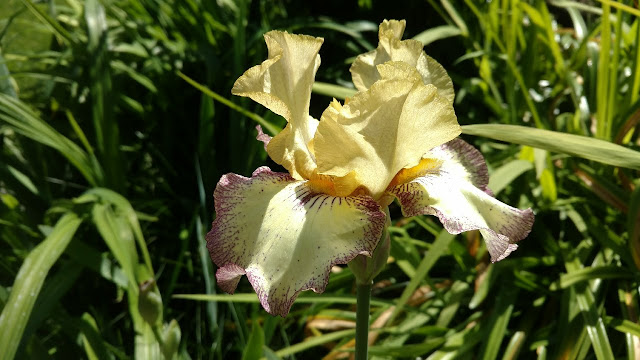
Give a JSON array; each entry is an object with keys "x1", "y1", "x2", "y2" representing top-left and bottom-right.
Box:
[{"x1": 355, "y1": 281, "x2": 372, "y2": 360}]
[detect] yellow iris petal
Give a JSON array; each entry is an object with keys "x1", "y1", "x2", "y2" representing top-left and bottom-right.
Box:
[
  {"x1": 314, "y1": 62, "x2": 461, "y2": 199},
  {"x1": 232, "y1": 31, "x2": 323, "y2": 180},
  {"x1": 350, "y1": 19, "x2": 455, "y2": 104}
]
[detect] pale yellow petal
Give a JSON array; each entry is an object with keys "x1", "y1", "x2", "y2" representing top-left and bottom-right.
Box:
[
  {"x1": 232, "y1": 31, "x2": 323, "y2": 179},
  {"x1": 350, "y1": 19, "x2": 454, "y2": 104},
  {"x1": 314, "y1": 62, "x2": 461, "y2": 199}
]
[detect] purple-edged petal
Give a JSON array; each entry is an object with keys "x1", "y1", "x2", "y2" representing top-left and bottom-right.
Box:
[
  {"x1": 388, "y1": 139, "x2": 534, "y2": 262},
  {"x1": 207, "y1": 167, "x2": 386, "y2": 316}
]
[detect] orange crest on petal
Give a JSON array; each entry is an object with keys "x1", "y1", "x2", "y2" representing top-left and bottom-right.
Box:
[{"x1": 387, "y1": 157, "x2": 442, "y2": 189}]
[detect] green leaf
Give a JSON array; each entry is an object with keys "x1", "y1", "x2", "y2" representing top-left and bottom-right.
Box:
[
  {"x1": 440, "y1": 0, "x2": 469, "y2": 36},
  {"x1": 604, "y1": 316, "x2": 640, "y2": 338},
  {"x1": 0, "y1": 213, "x2": 82, "y2": 360},
  {"x1": 92, "y1": 202, "x2": 138, "y2": 285},
  {"x1": 177, "y1": 71, "x2": 281, "y2": 136},
  {"x1": 79, "y1": 313, "x2": 111, "y2": 360},
  {"x1": 368, "y1": 338, "x2": 445, "y2": 357},
  {"x1": 540, "y1": 168, "x2": 557, "y2": 202},
  {"x1": 552, "y1": 266, "x2": 636, "y2": 290},
  {"x1": 0, "y1": 51, "x2": 17, "y2": 97},
  {"x1": 275, "y1": 329, "x2": 356, "y2": 358},
  {"x1": 565, "y1": 260, "x2": 615, "y2": 360},
  {"x1": 86, "y1": 0, "x2": 122, "y2": 190},
  {"x1": 462, "y1": 124, "x2": 640, "y2": 169},
  {"x1": 83, "y1": 188, "x2": 154, "y2": 274},
  {"x1": 413, "y1": 25, "x2": 462, "y2": 46},
  {"x1": 0, "y1": 93, "x2": 103, "y2": 185},
  {"x1": 480, "y1": 287, "x2": 518, "y2": 360},
  {"x1": 242, "y1": 321, "x2": 265, "y2": 360},
  {"x1": 18, "y1": 0, "x2": 75, "y2": 44},
  {"x1": 172, "y1": 293, "x2": 393, "y2": 308},
  {"x1": 312, "y1": 82, "x2": 357, "y2": 100},
  {"x1": 389, "y1": 230, "x2": 455, "y2": 325},
  {"x1": 111, "y1": 60, "x2": 158, "y2": 93},
  {"x1": 628, "y1": 186, "x2": 640, "y2": 270},
  {"x1": 488, "y1": 160, "x2": 534, "y2": 195}
]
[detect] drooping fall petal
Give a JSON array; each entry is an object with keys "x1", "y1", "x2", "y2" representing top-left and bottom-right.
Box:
[
  {"x1": 388, "y1": 139, "x2": 534, "y2": 262},
  {"x1": 206, "y1": 167, "x2": 386, "y2": 317},
  {"x1": 314, "y1": 62, "x2": 460, "y2": 199},
  {"x1": 350, "y1": 19, "x2": 455, "y2": 104},
  {"x1": 232, "y1": 31, "x2": 323, "y2": 180}
]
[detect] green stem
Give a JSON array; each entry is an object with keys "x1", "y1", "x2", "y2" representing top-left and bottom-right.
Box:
[{"x1": 355, "y1": 281, "x2": 372, "y2": 360}]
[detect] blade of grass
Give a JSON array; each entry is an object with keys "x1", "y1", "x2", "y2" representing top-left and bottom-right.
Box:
[
  {"x1": 629, "y1": 187, "x2": 640, "y2": 270},
  {"x1": 596, "y1": 1, "x2": 612, "y2": 140},
  {"x1": 0, "y1": 51, "x2": 16, "y2": 97},
  {"x1": 91, "y1": 202, "x2": 138, "y2": 285},
  {"x1": 480, "y1": 286, "x2": 518, "y2": 360},
  {"x1": 604, "y1": 316, "x2": 640, "y2": 338},
  {"x1": 440, "y1": 0, "x2": 469, "y2": 36},
  {"x1": 173, "y1": 293, "x2": 393, "y2": 307},
  {"x1": 86, "y1": 0, "x2": 122, "y2": 190},
  {"x1": 462, "y1": 124, "x2": 640, "y2": 169},
  {"x1": 388, "y1": 230, "x2": 455, "y2": 325},
  {"x1": 488, "y1": 159, "x2": 534, "y2": 195},
  {"x1": 177, "y1": 71, "x2": 281, "y2": 136},
  {"x1": 79, "y1": 312, "x2": 111, "y2": 360},
  {"x1": 463, "y1": 0, "x2": 544, "y2": 128},
  {"x1": 412, "y1": 25, "x2": 462, "y2": 46},
  {"x1": 242, "y1": 321, "x2": 265, "y2": 360},
  {"x1": 18, "y1": 0, "x2": 74, "y2": 44},
  {"x1": 566, "y1": 260, "x2": 615, "y2": 360},
  {"x1": 552, "y1": 266, "x2": 636, "y2": 290},
  {"x1": 0, "y1": 93, "x2": 103, "y2": 185},
  {"x1": 312, "y1": 82, "x2": 356, "y2": 100},
  {"x1": 275, "y1": 329, "x2": 356, "y2": 358},
  {"x1": 82, "y1": 188, "x2": 154, "y2": 274},
  {"x1": 597, "y1": 0, "x2": 640, "y2": 17},
  {"x1": 0, "y1": 213, "x2": 82, "y2": 360}
]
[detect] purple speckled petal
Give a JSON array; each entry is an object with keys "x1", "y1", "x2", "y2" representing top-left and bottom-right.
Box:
[
  {"x1": 389, "y1": 139, "x2": 533, "y2": 262},
  {"x1": 207, "y1": 167, "x2": 386, "y2": 317}
]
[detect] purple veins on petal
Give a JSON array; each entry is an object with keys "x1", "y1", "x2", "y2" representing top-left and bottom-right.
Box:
[
  {"x1": 388, "y1": 138, "x2": 534, "y2": 262},
  {"x1": 206, "y1": 166, "x2": 386, "y2": 317}
]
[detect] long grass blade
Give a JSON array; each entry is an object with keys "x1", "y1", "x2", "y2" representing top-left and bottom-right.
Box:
[
  {"x1": 0, "y1": 213, "x2": 82, "y2": 360},
  {"x1": 18, "y1": 0, "x2": 74, "y2": 44},
  {"x1": 413, "y1": 25, "x2": 462, "y2": 46},
  {"x1": 177, "y1": 71, "x2": 281, "y2": 136},
  {"x1": 462, "y1": 124, "x2": 640, "y2": 169},
  {"x1": 0, "y1": 93, "x2": 103, "y2": 185}
]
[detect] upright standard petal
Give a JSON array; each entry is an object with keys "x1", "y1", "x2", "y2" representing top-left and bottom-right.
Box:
[
  {"x1": 350, "y1": 19, "x2": 455, "y2": 104},
  {"x1": 207, "y1": 167, "x2": 386, "y2": 317},
  {"x1": 232, "y1": 31, "x2": 323, "y2": 180},
  {"x1": 388, "y1": 139, "x2": 534, "y2": 262},
  {"x1": 314, "y1": 62, "x2": 460, "y2": 199}
]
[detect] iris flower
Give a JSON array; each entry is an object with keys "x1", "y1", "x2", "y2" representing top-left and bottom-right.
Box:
[{"x1": 207, "y1": 20, "x2": 534, "y2": 317}]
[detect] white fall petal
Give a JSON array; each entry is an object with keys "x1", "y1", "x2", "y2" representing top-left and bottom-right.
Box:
[
  {"x1": 207, "y1": 167, "x2": 385, "y2": 316},
  {"x1": 388, "y1": 139, "x2": 534, "y2": 262}
]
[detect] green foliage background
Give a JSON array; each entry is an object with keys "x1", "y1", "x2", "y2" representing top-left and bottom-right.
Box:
[{"x1": 1, "y1": 0, "x2": 640, "y2": 359}]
